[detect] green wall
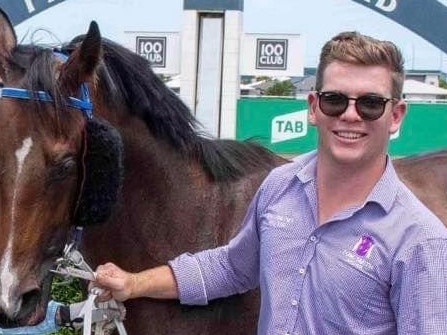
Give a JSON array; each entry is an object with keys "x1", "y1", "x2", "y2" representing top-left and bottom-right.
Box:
[{"x1": 236, "y1": 97, "x2": 447, "y2": 156}]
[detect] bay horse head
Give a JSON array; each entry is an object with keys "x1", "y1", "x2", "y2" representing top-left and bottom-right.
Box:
[{"x1": 0, "y1": 10, "x2": 123, "y2": 326}]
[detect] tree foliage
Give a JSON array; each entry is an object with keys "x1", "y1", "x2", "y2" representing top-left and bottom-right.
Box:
[
  {"x1": 52, "y1": 276, "x2": 85, "y2": 335},
  {"x1": 264, "y1": 80, "x2": 295, "y2": 96},
  {"x1": 439, "y1": 77, "x2": 447, "y2": 89}
]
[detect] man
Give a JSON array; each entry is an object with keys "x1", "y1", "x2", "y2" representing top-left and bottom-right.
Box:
[{"x1": 94, "y1": 31, "x2": 447, "y2": 334}]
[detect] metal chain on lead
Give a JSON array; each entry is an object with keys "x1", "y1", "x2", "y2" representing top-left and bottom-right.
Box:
[{"x1": 51, "y1": 243, "x2": 127, "y2": 335}]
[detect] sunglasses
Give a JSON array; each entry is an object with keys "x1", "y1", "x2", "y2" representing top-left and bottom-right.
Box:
[{"x1": 316, "y1": 91, "x2": 396, "y2": 121}]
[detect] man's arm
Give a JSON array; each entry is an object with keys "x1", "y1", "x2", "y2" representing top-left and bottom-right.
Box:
[
  {"x1": 95, "y1": 263, "x2": 179, "y2": 302},
  {"x1": 392, "y1": 239, "x2": 447, "y2": 334}
]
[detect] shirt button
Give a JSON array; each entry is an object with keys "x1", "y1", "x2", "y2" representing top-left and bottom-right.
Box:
[
  {"x1": 291, "y1": 299, "x2": 298, "y2": 306},
  {"x1": 299, "y1": 268, "x2": 305, "y2": 275},
  {"x1": 310, "y1": 235, "x2": 317, "y2": 242}
]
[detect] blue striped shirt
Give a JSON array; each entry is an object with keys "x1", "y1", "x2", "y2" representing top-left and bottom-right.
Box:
[{"x1": 170, "y1": 150, "x2": 447, "y2": 334}]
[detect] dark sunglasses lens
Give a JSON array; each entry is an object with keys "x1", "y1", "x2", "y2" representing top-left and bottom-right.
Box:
[
  {"x1": 356, "y1": 96, "x2": 386, "y2": 120},
  {"x1": 319, "y1": 93, "x2": 347, "y2": 116}
]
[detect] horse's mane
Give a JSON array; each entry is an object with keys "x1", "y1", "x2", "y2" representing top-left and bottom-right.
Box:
[
  {"x1": 9, "y1": 37, "x2": 281, "y2": 182},
  {"x1": 63, "y1": 36, "x2": 282, "y2": 181}
]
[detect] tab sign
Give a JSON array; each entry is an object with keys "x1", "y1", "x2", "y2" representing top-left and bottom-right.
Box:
[{"x1": 271, "y1": 109, "x2": 308, "y2": 143}]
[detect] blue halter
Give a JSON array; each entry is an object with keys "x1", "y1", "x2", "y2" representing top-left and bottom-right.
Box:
[
  {"x1": 0, "y1": 86, "x2": 93, "y2": 119},
  {"x1": 0, "y1": 51, "x2": 93, "y2": 119}
]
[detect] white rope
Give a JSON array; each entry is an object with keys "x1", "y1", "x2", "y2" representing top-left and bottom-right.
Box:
[
  {"x1": 109, "y1": 299, "x2": 128, "y2": 335},
  {"x1": 79, "y1": 291, "x2": 97, "y2": 335},
  {"x1": 53, "y1": 244, "x2": 128, "y2": 335}
]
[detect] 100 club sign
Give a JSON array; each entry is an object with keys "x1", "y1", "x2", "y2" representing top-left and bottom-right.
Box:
[
  {"x1": 136, "y1": 36, "x2": 167, "y2": 68},
  {"x1": 256, "y1": 39, "x2": 288, "y2": 70}
]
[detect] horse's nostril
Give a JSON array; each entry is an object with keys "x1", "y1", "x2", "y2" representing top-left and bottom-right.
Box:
[
  {"x1": 21, "y1": 288, "x2": 41, "y2": 315},
  {"x1": 0, "y1": 288, "x2": 42, "y2": 327}
]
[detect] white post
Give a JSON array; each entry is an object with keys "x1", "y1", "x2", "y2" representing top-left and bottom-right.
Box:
[{"x1": 180, "y1": 0, "x2": 243, "y2": 139}]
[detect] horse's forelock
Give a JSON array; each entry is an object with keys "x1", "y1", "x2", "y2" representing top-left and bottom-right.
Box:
[
  {"x1": 11, "y1": 47, "x2": 56, "y2": 93},
  {"x1": 9, "y1": 45, "x2": 79, "y2": 133}
]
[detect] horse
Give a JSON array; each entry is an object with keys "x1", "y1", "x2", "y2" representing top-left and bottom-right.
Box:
[
  {"x1": 0, "y1": 9, "x2": 286, "y2": 334},
  {"x1": 394, "y1": 150, "x2": 447, "y2": 225},
  {"x1": 0, "y1": 9, "x2": 446, "y2": 335}
]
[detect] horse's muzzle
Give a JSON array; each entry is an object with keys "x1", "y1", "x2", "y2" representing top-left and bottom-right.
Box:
[{"x1": 0, "y1": 286, "x2": 46, "y2": 327}]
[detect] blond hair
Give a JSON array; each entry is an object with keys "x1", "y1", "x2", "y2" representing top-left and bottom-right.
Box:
[{"x1": 316, "y1": 31, "x2": 405, "y2": 98}]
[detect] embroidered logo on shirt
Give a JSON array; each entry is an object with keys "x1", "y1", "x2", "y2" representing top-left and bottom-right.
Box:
[
  {"x1": 352, "y1": 235, "x2": 375, "y2": 258},
  {"x1": 341, "y1": 235, "x2": 376, "y2": 273},
  {"x1": 265, "y1": 213, "x2": 294, "y2": 228}
]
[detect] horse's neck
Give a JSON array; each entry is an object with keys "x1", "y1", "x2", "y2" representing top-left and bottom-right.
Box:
[
  {"x1": 121, "y1": 120, "x2": 192, "y2": 182},
  {"x1": 83, "y1": 116, "x2": 272, "y2": 268}
]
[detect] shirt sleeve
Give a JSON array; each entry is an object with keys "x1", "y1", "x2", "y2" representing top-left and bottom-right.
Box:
[
  {"x1": 169, "y1": 186, "x2": 263, "y2": 306},
  {"x1": 391, "y1": 238, "x2": 447, "y2": 334}
]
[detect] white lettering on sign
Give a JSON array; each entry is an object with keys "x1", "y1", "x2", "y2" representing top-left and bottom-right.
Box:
[
  {"x1": 136, "y1": 37, "x2": 166, "y2": 67},
  {"x1": 22, "y1": 0, "x2": 56, "y2": 14},
  {"x1": 23, "y1": 0, "x2": 36, "y2": 13},
  {"x1": 256, "y1": 39, "x2": 288, "y2": 70},
  {"x1": 376, "y1": 0, "x2": 397, "y2": 12},
  {"x1": 271, "y1": 109, "x2": 308, "y2": 144},
  {"x1": 437, "y1": 0, "x2": 447, "y2": 7},
  {"x1": 360, "y1": 0, "x2": 397, "y2": 12},
  {"x1": 260, "y1": 43, "x2": 284, "y2": 65}
]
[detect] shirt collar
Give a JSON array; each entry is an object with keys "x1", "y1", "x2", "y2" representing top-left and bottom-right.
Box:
[
  {"x1": 365, "y1": 156, "x2": 400, "y2": 213},
  {"x1": 295, "y1": 150, "x2": 318, "y2": 184},
  {"x1": 295, "y1": 151, "x2": 399, "y2": 213}
]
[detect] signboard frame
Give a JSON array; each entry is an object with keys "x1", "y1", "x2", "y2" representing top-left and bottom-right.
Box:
[
  {"x1": 136, "y1": 36, "x2": 167, "y2": 68},
  {"x1": 255, "y1": 38, "x2": 288, "y2": 70}
]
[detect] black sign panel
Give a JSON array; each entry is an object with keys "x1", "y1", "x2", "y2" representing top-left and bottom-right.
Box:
[
  {"x1": 352, "y1": 0, "x2": 447, "y2": 54},
  {"x1": 136, "y1": 36, "x2": 166, "y2": 68},
  {"x1": 256, "y1": 39, "x2": 288, "y2": 70},
  {"x1": 0, "y1": 0, "x2": 67, "y2": 25}
]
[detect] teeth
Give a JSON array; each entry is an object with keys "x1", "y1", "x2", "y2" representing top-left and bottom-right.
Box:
[{"x1": 336, "y1": 131, "x2": 363, "y2": 139}]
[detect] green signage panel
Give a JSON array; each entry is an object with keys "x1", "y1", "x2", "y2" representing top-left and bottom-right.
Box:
[
  {"x1": 236, "y1": 97, "x2": 447, "y2": 157},
  {"x1": 236, "y1": 97, "x2": 316, "y2": 154},
  {"x1": 390, "y1": 103, "x2": 447, "y2": 156}
]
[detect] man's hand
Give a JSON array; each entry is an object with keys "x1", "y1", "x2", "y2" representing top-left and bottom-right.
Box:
[
  {"x1": 93, "y1": 262, "x2": 179, "y2": 302},
  {"x1": 94, "y1": 262, "x2": 137, "y2": 302}
]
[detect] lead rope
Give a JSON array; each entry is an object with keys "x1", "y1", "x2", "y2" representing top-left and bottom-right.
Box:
[
  {"x1": 52, "y1": 243, "x2": 127, "y2": 335},
  {"x1": 80, "y1": 290, "x2": 97, "y2": 335}
]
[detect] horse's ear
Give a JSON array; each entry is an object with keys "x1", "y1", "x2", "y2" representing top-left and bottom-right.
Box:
[
  {"x1": 0, "y1": 9, "x2": 17, "y2": 79},
  {"x1": 75, "y1": 117, "x2": 124, "y2": 226},
  {"x1": 58, "y1": 21, "x2": 102, "y2": 95}
]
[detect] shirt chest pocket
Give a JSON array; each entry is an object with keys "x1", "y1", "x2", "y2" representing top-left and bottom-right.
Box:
[{"x1": 309, "y1": 250, "x2": 390, "y2": 324}]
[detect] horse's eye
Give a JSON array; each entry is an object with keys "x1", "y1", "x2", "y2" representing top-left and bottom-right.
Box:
[{"x1": 48, "y1": 158, "x2": 77, "y2": 183}]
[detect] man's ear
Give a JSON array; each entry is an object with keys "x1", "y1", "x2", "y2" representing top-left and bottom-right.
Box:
[
  {"x1": 389, "y1": 99, "x2": 406, "y2": 135},
  {"x1": 307, "y1": 92, "x2": 318, "y2": 126}
]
